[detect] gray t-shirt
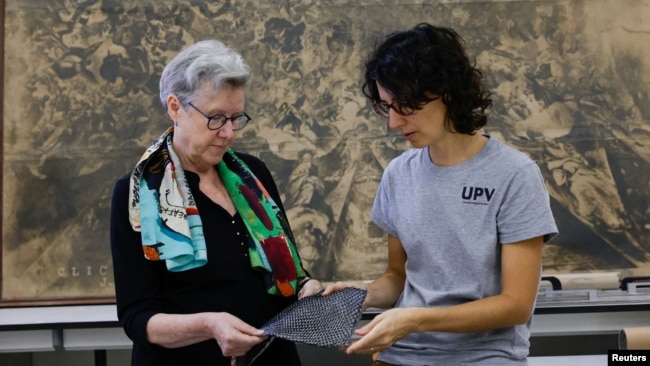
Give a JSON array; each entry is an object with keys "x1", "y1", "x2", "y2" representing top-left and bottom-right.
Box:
[{"x1": 371, "y1": 136, "x2": 558, "y2": 365}]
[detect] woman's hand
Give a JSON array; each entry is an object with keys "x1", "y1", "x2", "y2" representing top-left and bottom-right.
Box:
[
  {"x1": 205, "y1": 313, "x2": 267, "y2": 357},
  {"x1": 147, "y1": 312, "x2": 266, "y2": 356},
  {"x1": 297, "y1": 278, "x2": 324, "y2": 299},
  {"x1": 344, "y1": 308, "x2": 414, "y2": 355},
  {"x1": 321, "y1": 281, "x2": 368, "y2": 296}
]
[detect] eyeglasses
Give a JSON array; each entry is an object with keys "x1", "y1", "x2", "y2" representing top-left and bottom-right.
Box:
[
  {"x1": 187, "y1": 102, "x2": 251, "y2": 131},
  {"x1": 372, "y1": 101, "x2": 414, "y2": 118},
  {"x1": 372, "y1": 96, "x2": 440, "y2": 118}
]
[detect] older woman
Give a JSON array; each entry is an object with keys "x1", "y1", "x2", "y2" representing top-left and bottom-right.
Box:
[{"x1": 110, "y1": 39, "x2": 321, "y2": 366}]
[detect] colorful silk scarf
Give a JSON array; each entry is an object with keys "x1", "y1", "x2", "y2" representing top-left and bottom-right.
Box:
[{"x1": 128, "y1": 127, "x2": 305, "y2": 296}]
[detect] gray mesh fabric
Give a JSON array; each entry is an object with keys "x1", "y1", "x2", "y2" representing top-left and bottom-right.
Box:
[
  {"x1": 234, "y1": 287, "x2": 367, "y2": 366},
  {"x1": 262, "y1": 287, "x2": 367, "y2": 347}
]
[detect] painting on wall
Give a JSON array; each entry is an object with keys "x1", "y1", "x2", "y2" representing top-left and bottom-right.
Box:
[{"x1": 2, "y1": 0, "x2": 649, "y2": 305}]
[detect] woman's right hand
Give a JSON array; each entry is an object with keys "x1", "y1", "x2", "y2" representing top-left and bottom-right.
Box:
[
  {"x1": 206, "y1": 312, "x2": 267, "y2": 357},
  {"x1": 147, "y1": 312, "x2": 266, "y2": 354}
]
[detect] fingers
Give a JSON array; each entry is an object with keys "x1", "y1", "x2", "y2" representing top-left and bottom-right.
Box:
[
  {"x1": 236, "y1": 324, "x2": 265, "y2": 337},
  {"x1": 321, "y1": 281, "x2": 354, "y2": 296},
  {"x1": 219, "y1": 331, "x2": 267, "y2": 357},
  {"x1": 347, "y1": 337, "x2": 387, "y2": 355},
  {"x1": 353, "y1": 322, "x2": 372, "y2": 336},
  {"x1": 344, "y1": 318, "x2": 391, "y2": 355},
  {"x1": 298, "y1": 279, "x2": 324, "y2": 299},
  {"x1": 346, "y1": 328, "x2": 374, "y2": 354},
  {"x1": 345, "y1": 339, "x2": 381, "y2": 355},
  {"x1": 211, "y1": 313, "x2": 266, "y2": 357}
]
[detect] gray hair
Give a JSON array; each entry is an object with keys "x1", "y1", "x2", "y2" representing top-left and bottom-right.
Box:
[{"x1": 159, "y1": 40, "x2": 251, "y2": 108}]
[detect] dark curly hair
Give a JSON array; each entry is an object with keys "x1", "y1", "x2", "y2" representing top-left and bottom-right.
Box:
[{"x1": 362, "y1": 23, "x2": 492, "y2": 135}]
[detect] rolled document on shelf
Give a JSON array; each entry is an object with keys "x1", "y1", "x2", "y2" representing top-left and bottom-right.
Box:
[
  {"x1": 619, "y1": 327, "x2": 650, "y2": 350},
  {"x1": 542, "y1": 272, "x2": 620, "y2": 290}
]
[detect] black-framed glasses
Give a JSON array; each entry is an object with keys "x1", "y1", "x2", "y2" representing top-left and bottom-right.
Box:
[
  {"x1": 372, "y1": 101, "x2": 414, "y2": 118},
  {"x1": 372, "y1": 96, "x2": 440, "y2": 118},
  {"x1": 188, "y1": 102, "x2": 252, "y2": 131}
]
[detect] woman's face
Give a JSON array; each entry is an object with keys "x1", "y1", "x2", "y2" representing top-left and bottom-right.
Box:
[
  {"x1": 168, "y1": 83, "x2": 246, "y2": 172},
  {"x1": 377, "y1": 83, "x2": 449, "y2": 149}
]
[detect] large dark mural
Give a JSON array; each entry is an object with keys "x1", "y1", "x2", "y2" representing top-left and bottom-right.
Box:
[{"x1": 2, "y1": 0, "x2": 649, "y2": 304}]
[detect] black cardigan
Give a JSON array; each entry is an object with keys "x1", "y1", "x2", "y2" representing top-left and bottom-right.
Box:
[{"x1": 110, "y1": 152, "x2": 302, "y2": 366}]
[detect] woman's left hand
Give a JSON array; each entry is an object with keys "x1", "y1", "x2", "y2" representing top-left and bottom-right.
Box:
[
  {"x1": 344, "y1": 308, "x2": 413, "y2": 355},
  {"x1": 298, "y1": 278, "x2": 323, "y2": 299}
]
